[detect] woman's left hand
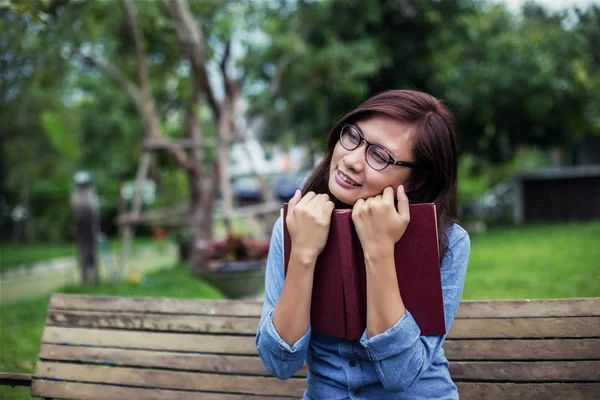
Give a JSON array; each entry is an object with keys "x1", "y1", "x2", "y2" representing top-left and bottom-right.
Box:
[{"x1": 352, "y1": 185, "x2": 411, "y2": 258}]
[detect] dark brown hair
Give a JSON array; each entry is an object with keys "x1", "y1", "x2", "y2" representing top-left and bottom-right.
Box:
[{"x1": 302, "y1": 90, "x2": 459, "y2": 261}]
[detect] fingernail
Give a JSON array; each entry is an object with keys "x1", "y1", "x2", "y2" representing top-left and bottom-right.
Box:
[{"x1": 400, "y1": 185, "x2": 405, "y2": 194}]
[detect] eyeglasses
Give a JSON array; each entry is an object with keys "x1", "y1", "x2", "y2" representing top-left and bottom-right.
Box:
[{"x1": 339, "y1": 124, "x2": 418, "y2": 171}]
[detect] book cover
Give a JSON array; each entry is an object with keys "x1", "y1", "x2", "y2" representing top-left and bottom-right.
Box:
[{"x1": 282, "y1": 203, "x2": 445, "y2": 340}]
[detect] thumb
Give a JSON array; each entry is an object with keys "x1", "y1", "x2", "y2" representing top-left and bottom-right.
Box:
[{"x1": 397, "y1": 185, "x2": 409, "y2": 216}]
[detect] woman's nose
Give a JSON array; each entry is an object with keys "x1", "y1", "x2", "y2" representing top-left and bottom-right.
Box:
[{"x1": 342, "y1": 145, "x2": 366, "y2": 172}]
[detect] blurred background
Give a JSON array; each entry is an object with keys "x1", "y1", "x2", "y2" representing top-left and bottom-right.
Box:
[{"x1": 1, "y1": 0, "x2": 599, "y2": 396}]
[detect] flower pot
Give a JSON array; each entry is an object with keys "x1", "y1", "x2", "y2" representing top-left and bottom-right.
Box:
[{"x1": 195, "y1": 259, "x2": 266, "y2": 299}]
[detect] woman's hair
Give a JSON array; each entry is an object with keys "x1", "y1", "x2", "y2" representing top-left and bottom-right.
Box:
[{"x1": 302, "y1": 90, "x2": 459, "y2": 261}]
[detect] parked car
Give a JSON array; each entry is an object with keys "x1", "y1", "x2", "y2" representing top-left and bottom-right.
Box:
[
  {"x1": 273, "y1": 170, "x2": 311, "y2": 202},
  {"x1": 464, "y1": 180, "x2": 516, "y2": 224},
  {"x1": 232, "y1": 176, "x2": 263, "y2": 203}
]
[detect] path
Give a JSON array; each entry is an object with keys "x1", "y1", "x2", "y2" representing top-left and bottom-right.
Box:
[{"x1": 0, "y1": 244, "x2": 178, "y2": 305}]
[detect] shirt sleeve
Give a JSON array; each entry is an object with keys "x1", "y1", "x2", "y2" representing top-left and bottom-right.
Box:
[
  {"x1": 359, "y1": 227, "x2": 470, "y2": 393},
  {"x1": 255, "y1": 216, "x2": 312, "y2": 380}
]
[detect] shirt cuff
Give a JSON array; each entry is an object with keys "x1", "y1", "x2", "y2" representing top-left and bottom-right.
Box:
[
  {"x1": 359, "y1": 310, "x2": 421, "y2": 361},
  {"x1": 263, "y1": 309, "x2": 311, "y2": 360}
]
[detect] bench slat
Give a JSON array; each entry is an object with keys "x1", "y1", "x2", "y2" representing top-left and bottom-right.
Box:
[
  {"x1": 31, "y1": 379, "x2": 298, "y2": 400},
  {"x1": 49, "y1": 294, "x2": 600, "y2": 319},
  {"x1": 39, "y1": 344, "x2": 310, "y2": 377},
  {"x1": 456, "y1": 382, "x2": 599, "y2": 400},
  {"x1": 47, "y1": 309, "x2": 260, "y2": 334},
  {"x1": 450, "y1": 361, "x2": 600, "y2": 382},
  {"x1": 42, "y1": 326, "x2": 257, "y2": 355},
  {"x1": 456, "y1": 298, "x2": 600, "y2": 319},
  {"x1": 39, "y1": 338, "x2": 598, "y2": 380},
  {"x1": 35, "y1": 361, "x2": 306, "y2": 397},
  {"x1": 49, "y1": 294, "x2": 263, "y2": 316},
  {"x1": 43, "y1": 315, "x2": 600, "y2": 340},
  {"x1": 444, "y1": 338, "x2": 600, "y2": 360},
  {"x1": 449, "y1": 317, "x2": 600, "y2": 339}
]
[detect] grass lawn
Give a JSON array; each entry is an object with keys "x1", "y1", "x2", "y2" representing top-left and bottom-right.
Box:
[
  {"x1": 462, "y1": 219, "x2": 600, "y2": 299},
  {"x1": 0, "y1": 237, "x2": 165, "y2": 273},
  {"x1": 0, "y1": 262, "x2": 224, "y2": 400}
]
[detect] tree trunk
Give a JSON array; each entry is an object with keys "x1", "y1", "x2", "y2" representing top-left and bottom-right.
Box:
[{"x1": 187, "y1": 167, "x2": 216, "y2": 270}]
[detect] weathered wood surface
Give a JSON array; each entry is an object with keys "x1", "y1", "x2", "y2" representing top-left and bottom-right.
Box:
[
  {"x1": 42, "y1": 327, "x2": 258, "y2": 355},
  {"x1": 44, "y1": 312, "x2": 600, "y2": 339},
  {"x1": 35, "y1": 361, "x2": 307, "y2": 397},
  {"x1": 47, "y1": 309, "x2": 260, "y2": 334},
  {"x1": 49, "y1": 294, "x2": 264, "y2": 316},
  {"x1": 450, "y1": 361, "x2": 600, "y2": 382},
  {"x1": 443, "y1": 338, "x2": 600, "y2": 360},
  {"x1": 455, "y1": 298, "x2": 600, "y2": 319},
  {"x1": 448, "y1": 317, "x2": 600, "y2": 339},
  {"x1": 49, "y1": 294, "x2": 600, "y2": 318},
  {"x1": 25, "y1": 294, "x2": 600, "y2": 400},
  {"x1": 31, "y1": 380, "x2": 298, "y2": 400},
  {"x1": 39, "y1": 344, "x2": 302, "y2": 376},
  {"x1": 39, "y1": 338, "x2": 600, "y2": 371},
  {"x1": 455, "y1": 383, "x2": 600, "y2": 400}
]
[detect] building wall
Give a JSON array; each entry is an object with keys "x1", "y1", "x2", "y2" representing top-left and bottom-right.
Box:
[{"x1": 522, "y1": 176, "x2": 600, "y2": 222}]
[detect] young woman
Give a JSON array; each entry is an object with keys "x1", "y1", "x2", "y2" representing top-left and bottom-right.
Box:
[{"x1": 256, "y1": 90, "x2": 470, "y2": 399}]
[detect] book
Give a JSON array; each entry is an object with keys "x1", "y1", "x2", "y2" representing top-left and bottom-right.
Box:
[{"x1": 282, "y1": 202, "x2": 446, "y2": 340}]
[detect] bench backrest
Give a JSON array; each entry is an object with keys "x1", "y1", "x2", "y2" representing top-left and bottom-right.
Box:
[{"x1": 32, "y1": 294, "x2": 600, "y2": 399}]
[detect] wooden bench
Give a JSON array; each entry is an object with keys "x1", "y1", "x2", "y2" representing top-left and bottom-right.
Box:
[{"x1": 1, "y1": 294, "x2": 599, "y2": 399}]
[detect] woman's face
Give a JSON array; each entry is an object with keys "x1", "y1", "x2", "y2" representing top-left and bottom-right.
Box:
[{"x1": 328, "y1": 115, "x2": 415, "y2": 206}]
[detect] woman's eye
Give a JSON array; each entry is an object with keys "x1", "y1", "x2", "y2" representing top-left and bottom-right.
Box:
[{"x1": 373, "y1": 150, "x2": 388, "y2": 163}]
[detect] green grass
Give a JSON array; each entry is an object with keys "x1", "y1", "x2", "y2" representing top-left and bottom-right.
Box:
[
  {"x1": 0, "y1": 237, "x2": 164, "y2": 273},
  {"x1": 462, "y1": 219, "x2": 600, "y2": 300},
  {"x1": 0, "y1": 262, "x2": 224, "y2": 400}
]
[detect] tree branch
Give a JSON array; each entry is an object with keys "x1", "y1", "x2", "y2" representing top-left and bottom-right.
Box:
[
  {"x1": 220, "y1": 39, "x2": 232, "y2": 96},
  {"x1": 161, "y1": 0, "x2": 221, "y2": 120},
  {"x1": 76, "y1": 52, "x2": 142, "y2": 109},
  {"x1": 267, "y1": 55, "x2": 293, "y2": 97},
  {"x1": 121, "y1": 0, "x2": 149, "y2": 94},
  {"x1": 119, "y1": 0, "x2": 192, "y2": 171}
]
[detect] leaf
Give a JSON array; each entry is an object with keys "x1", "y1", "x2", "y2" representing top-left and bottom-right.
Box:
[{"x1": 41, "y1": 111, "x2": 80, "y2": 161}]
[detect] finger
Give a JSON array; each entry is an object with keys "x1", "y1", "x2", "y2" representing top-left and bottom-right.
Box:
[
  {"x1": 288, "y1": 190, "x2": 302, "y2": 210},
  {"x1": 397, "y1": 184, "x2": 410, "y2": 217},
  {"x1": 298, "y1": 191, "x2": 317, "y2": 207},
  {"x1": 382, "y1": 186, "x2": 394, "y2": 205},
  {"x1": 323, "y1": 200, "x2": 335, "y2": 217},
  {"x1": 311, "y1": 193, "x2": 329, "y2": 209},
  {"x1": 352, "y1": 198, "x2": 364, "y2": 219},
  {"x1": 353, "y1": 198, "x2": 365, "y2": 210}
]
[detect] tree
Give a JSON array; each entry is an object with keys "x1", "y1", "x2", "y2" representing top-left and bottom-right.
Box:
[{"x1": 247, "y1": 0, "x2": 598, "y2": 163}]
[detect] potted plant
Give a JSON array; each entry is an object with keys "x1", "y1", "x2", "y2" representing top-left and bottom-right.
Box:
[{"x1": 192, "y1": 234, "x2": 270, "y2": 299}]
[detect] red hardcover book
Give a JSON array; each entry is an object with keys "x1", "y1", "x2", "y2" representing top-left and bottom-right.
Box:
[{"x1": 282, "y1": 203, "x2": 445, "y2": 340}]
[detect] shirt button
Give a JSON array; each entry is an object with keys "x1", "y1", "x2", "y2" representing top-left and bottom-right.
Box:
[
  {"x1": 353, "y1": 390, "x2": 360, "y2": 396},
  {"x1": 348, "y1": 360, "x2": 357, "y2": 367}
]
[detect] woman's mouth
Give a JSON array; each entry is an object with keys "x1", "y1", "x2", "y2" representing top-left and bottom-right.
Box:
[{"x1": 337, "y1": 170, "x2": 362, "y2": 187}]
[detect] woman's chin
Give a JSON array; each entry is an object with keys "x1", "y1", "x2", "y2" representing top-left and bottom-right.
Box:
[{"x1": 328, "y1": 180, "x2": 357, "y2": 207}]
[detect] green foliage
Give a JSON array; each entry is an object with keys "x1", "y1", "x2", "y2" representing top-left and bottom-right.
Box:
[
  {"x1": 41, "y1": 111, "x2": 80, "y2": 160},
  {"x1": 247, "y1": 0, "x2": 599, "y2": 164},
  {"x1": 3, "y1": 0, "x2": 599, "y2": 244}
]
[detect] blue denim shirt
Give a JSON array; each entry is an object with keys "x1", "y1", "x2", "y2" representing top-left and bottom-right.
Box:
[{"x1": 256, "y1": 216, "x2": 470, "y2": 399}]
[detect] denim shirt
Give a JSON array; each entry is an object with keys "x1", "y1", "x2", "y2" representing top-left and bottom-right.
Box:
[{"x1": 256, "y1": 216, "x2": 470, "y2": 400}]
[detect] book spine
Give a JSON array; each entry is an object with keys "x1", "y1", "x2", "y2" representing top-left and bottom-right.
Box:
[{"x1": 338, "y1": 213, "x2": 364, "y2": 340}]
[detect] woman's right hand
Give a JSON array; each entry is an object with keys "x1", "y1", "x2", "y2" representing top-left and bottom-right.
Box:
[{"x1": 286, "y1": 190, "x2": 335, "y2": 265}]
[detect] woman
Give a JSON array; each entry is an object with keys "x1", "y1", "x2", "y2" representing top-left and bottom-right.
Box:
[{"x1": 256, "y1": 90, "x2": 470, "y2": 399}]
